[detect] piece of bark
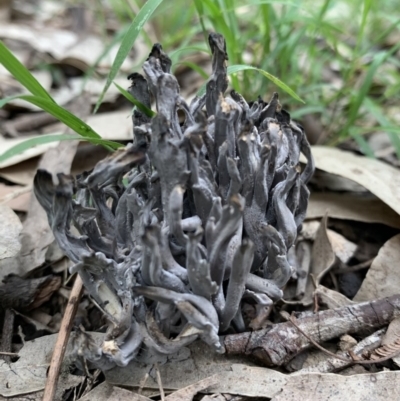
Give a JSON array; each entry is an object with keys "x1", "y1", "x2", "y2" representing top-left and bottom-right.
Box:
[{"x1": 224, "y1": 294, "x2": 400, "y2": 366}]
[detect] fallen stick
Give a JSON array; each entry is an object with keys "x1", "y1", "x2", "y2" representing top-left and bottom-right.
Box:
[
  {"x1": 42, "y1": 275, "x2": 83, "y2": 401},
  {"x1": 299, "y1": 328, "x2": 385, "y2": 373},
  {"x1": 224, "y1": 294, "x2": 400, "y2": 366}
]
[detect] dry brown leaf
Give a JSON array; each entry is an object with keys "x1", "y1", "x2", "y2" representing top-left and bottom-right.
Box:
[
  {"x1": 0, "y1": 143, "x2": 109, "y2": 185},
  {"x1": 310, "y1": 146, "x2": 400, "y2": 215},
  {"x1": 301, "y1": 221, "x2": 356, "y2": 264},
  {"x1": 0, "y1": 203, "x2": 22, "y2": 261},
  {"x1": 0, "y1": 135, "x2": 61, "y2": 169},
  {"x1": 105, "y1": 341, "x2": 254, "y2": 391},
  {"x1": 0, "y1": 158, "x2": 38, "y2": 185},
  {"x1": 0, "y1": 24, "x2": 77, "y2": 58},
  {"x1": 0, "y1": 96, "x2": 89, "y2": 281},
  {"x1": 106, "y1": 348, "x2": 400, "y2": 400},
  {"x1": 307, "y1": 192, "x2": 400, "y2": 228},
  {"x1": 381, "y1": 317, "x2": 400, "y2": 366},
  {"x1": 311, "y1": 169, "x2": 368, "y2": 192},
  {"x1": 210, "y1": 364, "x2": 400, "y2": 400},
  {"x1": 79, "y1": 382, "x2": 150, "y2": 401},
  {"x1": 0, "y1": 334, "x2": 82, "y2": 398},
  {"x1": 300, "y1": 215, "x2": 336, "y2": 305},
  {"x1": 315, "y1": 285, "x2": 354, "y2": 309},
  {"x1": 0, "y1": 183, "x2": 31, "y2": 211},
  {"x1": 353, "y1": 234, "x2": 400, "y2": 302},
  {"x1": 0, "y1": 110, "x2": 131, "y2": 169},
  {"x1": 313, "y1": 218, "x2": 334, "y2": 278},
  {"x1": 271, "y1": 370, "x2": 400, "y2": 401},
  {"x1": 165, "y1": 375, "x2": 219, "y2": 401},
  {"x1": 0, "y1": 71, "x2": 52, "y2": 108}
]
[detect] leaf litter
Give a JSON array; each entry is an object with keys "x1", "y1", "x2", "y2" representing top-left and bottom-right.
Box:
[{"x1": 1, "y1": 4, "x2": 400, "y2": 401}]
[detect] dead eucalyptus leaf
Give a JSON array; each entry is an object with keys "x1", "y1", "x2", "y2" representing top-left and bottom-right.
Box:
[
  {"x1": 0, "y1": 334, "x2": 82, "y2": 398},
  {"x1": 0, "y1": 110, "x2": 131, "y2": 169},
  {"x1": 0, "y1": 203, "x2": 22, "y2": 260},
  {"x1": 310, "y1": 169, "x2": 368, "y2": 192},
  {"x1": 308, "y1": 219, "x2": 335, "y2": 271},
  {"x1": 315, "y1": 285, "x2": 354, "y2": 309},
  {"x1": 381, "y1": 317, "x2": 400, "y2": 367},
  {"x1": 0, "y1": 158, "x2": 37, "y2": 185},
  {"x1": 310, "y1": 146, "x2": 400, "y2": 215},
  {"x1": 307, "y1": 192, "x2": 400, "y2": 229},
  {"x1": 165, "y1": 375, "x2": 219, "y2": 401},
  {"x1": 79, "y1": 382, "x2": 149, "y2": 401},
  {"x1": 0, "y1": 96, "x2": 88, "y2": 281},
  {"x1": 105, "y1": 341, "x2": 253, "y2": 391},
  {"x1": 0, "y1": 183, "x2": 30, "y2": 212},
  {"x1": 271, "y1": 370, "x2": 400, "y2": 401},
  {"x1": 354, "y1": 234, "x2": 400, "y2": 302},
  {"x1": 301, "y1": 215, "x2": 336, "y2": 305},
  {"x1": 300, "y1": 221, "x2": 356, "y2": 264}
]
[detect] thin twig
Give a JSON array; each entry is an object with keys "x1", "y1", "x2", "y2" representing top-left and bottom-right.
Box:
[
  {"x1": 333, "y1": 258, "x2": 374, "y2": 274},
  {"x1": 289, "y1": 314, "x2": 400, "y2": 365},
  {"x1": 155, "y1": 363, "x2": 165, "y2": 401},
  {"x1": 0, "y1": 351, "x2": 19, "y2": 356},
  {"x1": 0, "y1": 185, "x2": 32, "y2": 205},
  {"x1": 138, "y1": 372, "x2": 149, "y2": 394},
  {"x1": 43, "y1": 275, "x2": 84, "y2": 401}
]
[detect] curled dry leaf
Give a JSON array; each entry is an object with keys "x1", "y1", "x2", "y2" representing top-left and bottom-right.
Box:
[
  {"x1": 301, "y1": 220, "x2": 357, "y2": 264},
  {"x1": 315, "y1": 285, "x2": 354, "y2": 309},
  {"x1": 354, "y1": 234, "x2": 400, "y2": 302},
  {"x1": 380, "y1": 317, "x2": 400, "y2": 367},
  {"x1": 307, "y1": 192, "x2": 400, "y2": 229},
  {"x1": 310, "y1": 146, "x2": 400, "y2": 215},
  {"x1": 301, "y1": 215, "x2": 336, "y2": 305}
]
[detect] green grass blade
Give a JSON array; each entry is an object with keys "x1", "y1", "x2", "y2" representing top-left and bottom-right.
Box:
[
  {"x1": 113, "y1": 82, "x2": 156, "y2": 117},
  {"x1": 82, "y1": 25, "x2": 130, "y2": 91},
  {"x1": 0, "y1": 94, "x2": 25, "y2": 108},
  {"x1": 227, "y1": 65, "x2": 304, "y2": 103},
  {"x1": 1, "y1": 94, "x2": 102, "y2": 139},
  {"x1": 0, "y1": 134, "x2": 122, "y2": 164},
  {"x1": 94, "y1": 0, "x2": 164, "y2": 114},
  {"x1": 346, "y1": 52, "x2": 387, "y2": 130},
  {"x1": 363, "y1": 97, "x2": 400, "y2": 159},
  {"x1": 169, "y1": 45, "x2": 210, "y2": 59},
  {"x1": 349, "y1": 128, "x2": 375, "y2": 158},
  {"x1": 197, "y1": 64, "x2": 303, "y2": 102},
  {"x1": 0, "y1": 41, "x2": 55, "y2": 103},
  {"x1": 193, "y1": 0, "x2": 209, "y2": 45},
  {"x1": 356, "y1": 0, "x2": 372, "y2": 53},
  {"x1": 173, "y1": 61, "x2": 209, "y2": 79}
]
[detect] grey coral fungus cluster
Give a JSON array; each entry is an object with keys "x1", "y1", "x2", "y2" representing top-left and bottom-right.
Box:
[{"x1": 33, "y1": 33, "x2": 314, "y2": 369}]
